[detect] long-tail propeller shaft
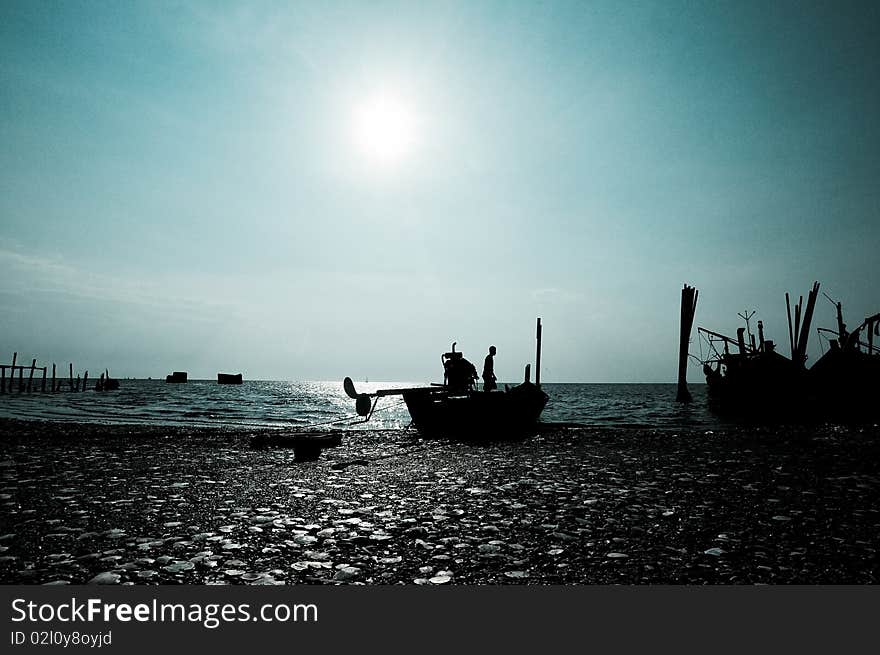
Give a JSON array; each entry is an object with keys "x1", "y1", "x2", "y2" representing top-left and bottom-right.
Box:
[{"x1": 343, "y1": 377, "x2": 372, "y2": 416}]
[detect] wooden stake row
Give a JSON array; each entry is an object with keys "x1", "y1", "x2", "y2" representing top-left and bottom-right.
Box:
[{"x1": 0, "y1": 351, "x2": 94, "y2": 393}]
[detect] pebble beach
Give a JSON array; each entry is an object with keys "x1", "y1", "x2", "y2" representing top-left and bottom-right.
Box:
[{"x1": 1, "y1": 417, "x2": 878, "y2": 585}]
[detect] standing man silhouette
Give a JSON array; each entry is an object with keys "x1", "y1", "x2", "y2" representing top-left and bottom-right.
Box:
[{"x1": 483, "y1": 345, "x2": 497, "y2": 391}]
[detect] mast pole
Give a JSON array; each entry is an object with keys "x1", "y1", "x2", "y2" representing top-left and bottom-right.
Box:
[
  {"x1": 786, "y1": 293, "x2": 794, "y2": 359},
  {"x1": 535, "y1": 317, "x2": 542, "y2": 388}
]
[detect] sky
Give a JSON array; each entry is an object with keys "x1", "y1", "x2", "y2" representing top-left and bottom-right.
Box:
[{"x1": 1, "y1": 0, "x2": 878, "y2": 382}]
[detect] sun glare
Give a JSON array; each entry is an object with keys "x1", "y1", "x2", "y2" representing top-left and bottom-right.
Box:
[{"x1": 352, "y1": 92, "x2": 418, "y2": 164}]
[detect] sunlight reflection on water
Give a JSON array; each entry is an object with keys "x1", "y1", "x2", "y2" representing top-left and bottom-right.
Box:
[{"x1": 0, "y1": 380, "x2": 718, "y2": 431}]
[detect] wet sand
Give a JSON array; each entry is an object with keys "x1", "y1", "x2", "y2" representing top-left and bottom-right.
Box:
[{"x1": 1, "y1": 417, "x2": 878, "y2": 584}]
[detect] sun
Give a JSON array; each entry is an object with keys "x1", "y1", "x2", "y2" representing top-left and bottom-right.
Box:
[{"x1": 352, "y1": 91, "x2": 418, "y2": 164}]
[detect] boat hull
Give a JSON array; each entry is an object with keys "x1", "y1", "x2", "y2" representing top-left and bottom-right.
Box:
[
  {"x1": 402, "y1": 383, "x2": 548, "y2": 439},
  {"x1": 705, "y1": 349, "x2": 880, "y2": 420}
]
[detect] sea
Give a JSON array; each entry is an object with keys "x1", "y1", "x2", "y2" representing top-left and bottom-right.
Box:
[{"x1": 0, "y1": 380, "x2": 721, "y2": 432}]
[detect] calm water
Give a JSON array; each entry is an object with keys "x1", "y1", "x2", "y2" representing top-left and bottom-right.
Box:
[{"x1": 0, "y1": 380, "x2": 720, "y2": 431}]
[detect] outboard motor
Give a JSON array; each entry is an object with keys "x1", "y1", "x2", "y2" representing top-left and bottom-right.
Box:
[{"x1": 442, "y1": 342, "x2": 478, "y2": 392}]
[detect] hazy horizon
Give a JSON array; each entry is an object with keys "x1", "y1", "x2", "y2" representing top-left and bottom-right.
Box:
[
  {"x1": 2, "y1": 1, "x2": 878, "y2": 383},
  {"x1": 67, "y1": 377, "x2": 702, "y2": 384}
]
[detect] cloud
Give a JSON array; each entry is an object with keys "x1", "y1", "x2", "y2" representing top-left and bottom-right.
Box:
[{"x1": 0, "y1": 247, "x2": 231, "y2": 320}]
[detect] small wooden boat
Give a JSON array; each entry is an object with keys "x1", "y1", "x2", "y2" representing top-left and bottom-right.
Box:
[
  {"x1": 165, "y1": 371, "x2": 187, "y2": 383},
  {"x1": 344, "y1": 319, "x2": 549, "y2": 438},
  {"x1": 808, "y1": 303, "x2": 880, "y2": 417},
  {"x1": 217, "y1": 372, "x2": 243, "y2": 384}
]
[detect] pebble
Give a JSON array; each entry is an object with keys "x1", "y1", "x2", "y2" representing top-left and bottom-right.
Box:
[
  {"x1": 88, "y1": 572, "x2": 121, "y2": 585},
  {"x1": 3, "y1": 420, "x2": 879, "y2": 586},
  {"x1": 333, "y1": 567, "x2": 360, "y2": 582}
]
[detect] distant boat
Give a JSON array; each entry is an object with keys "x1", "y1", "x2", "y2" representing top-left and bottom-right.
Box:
[
  {"x1": 217, "y1": 372, "x2": 243, "y2": 385},
  {"x1": 344, "y1": 319, "x2": 549, "y2": 438},
  {"x1": 165, "y1": 371, "x2": 187, "y2": 383}
]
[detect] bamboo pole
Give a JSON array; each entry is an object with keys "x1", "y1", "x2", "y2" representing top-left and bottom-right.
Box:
[
  {"x1": 535, "y1": 317, "x2": 542, "y2": 388},
  {"x1": 785, "y1": 293, "x2": 794, "y2": 358},
  {"x1": 27, "y1": 359, "x2": 36, "y2": 392},
  {"x1": 796, "y1": 282, "x2": 820, "y2": 365}
]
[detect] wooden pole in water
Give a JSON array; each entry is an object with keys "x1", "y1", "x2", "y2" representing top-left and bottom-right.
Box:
[
  {"x1": 51, "y1": 363, "x2": 56, "y2": 392},
  {"x1": 1, "y1": 366, "x2": 5, "y2": 393},
  {"x1": 18, "y1": 364, "x2": 24, "y2": 392},
  {"x1": 76, "y1": 374, "x2": 81, "y2": 392},
  {"x1": 535, "y1": 318, "x2": 542, "y2": 388},
  {"x1": 69, "y1": 363, "x2": 73, "y2": 391},
  {"x1": 27, "y1": 359, "x2": 36, "y2": 392},
  {"x1": 82, "y1": 370, "x2": 88, "y2": 391},
  {"x1": 41, "y1": 367, "x2": 46, "y2": 392},
  {"x1": 677, "y1": 284, "x2": 699, "y2": 403}
]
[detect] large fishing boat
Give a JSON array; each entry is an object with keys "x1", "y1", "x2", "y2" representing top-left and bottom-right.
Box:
[
  {"x1": 343, "y1": 319, "x2": 549, "y2": 438},
  {"x1": 693, "y1": 281, "x2": 879, "y2": 419}
]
